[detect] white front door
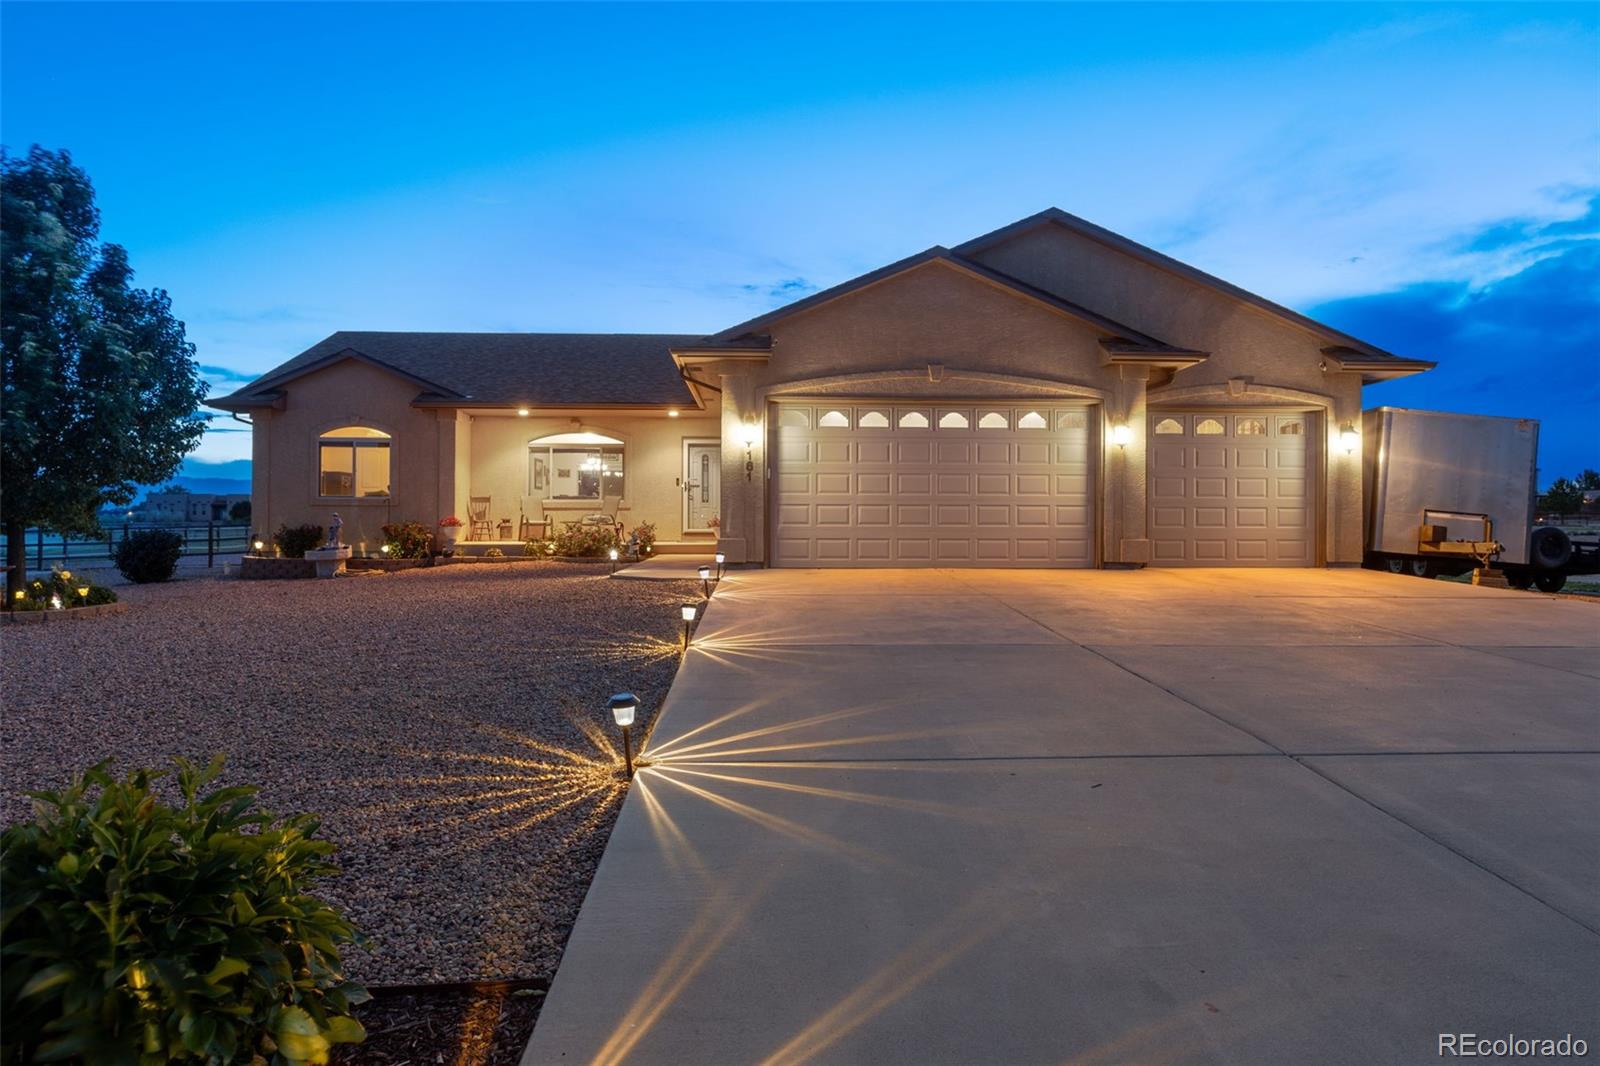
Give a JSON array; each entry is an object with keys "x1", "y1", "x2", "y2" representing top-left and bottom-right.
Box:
[{"x1": 684, "y1": 442, "x2": 721, "y2": 532}]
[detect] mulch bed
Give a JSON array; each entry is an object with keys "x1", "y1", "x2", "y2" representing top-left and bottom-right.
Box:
[{"x1": 333, "y1": 981, "x2": 549, "y2": 1066}]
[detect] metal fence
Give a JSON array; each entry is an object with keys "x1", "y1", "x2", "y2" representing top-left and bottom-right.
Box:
[{"x1": 1, "y1": 524, "x2": 254, "y2": 572}]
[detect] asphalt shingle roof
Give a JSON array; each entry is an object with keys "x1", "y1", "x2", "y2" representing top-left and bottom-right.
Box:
[{"x1": 211, "y1": 332, "x2": 703, "y2": 408}]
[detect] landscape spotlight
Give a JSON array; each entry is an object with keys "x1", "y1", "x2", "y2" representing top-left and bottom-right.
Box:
[
  {"x1": 608, "y1": 692, "x2": 638, "y2": 778},
  {"x1": 680, "y1": 602, "x2": 697, "y2": 651},
  {"x1": 1339, "y1": 422, "x2": 1361, "y2": 455},
  {"x1": 698, "y1": 564, "x2": 712, "y2": 598},
  {"x1": 714, "y1": 550, "x2": 726, "y2": 580},
  {"x1": 609, "y1": 546, "x2": 619, "y2": 574},
  {"x1": 380, "y1": 544, "x2": 391, "y2": 555}
]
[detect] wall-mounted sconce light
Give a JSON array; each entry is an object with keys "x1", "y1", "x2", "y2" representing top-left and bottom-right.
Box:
[
  {"x1": 608, "y1": 692, "x2": 638, "y2": 778},
  {"x1": 1110, "y1": 424, "x2": 1133, "y2": 448},
  {"x1": 1339, "y1": 422, "x2": 1360, "y2": 455}
]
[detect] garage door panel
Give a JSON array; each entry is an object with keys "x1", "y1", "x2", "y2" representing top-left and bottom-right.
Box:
[
  {"x1": 1148, "y1": 410, "x2": 1315, "y2": 568},
  {"x1": 776, "y1": 402, "x2": 1096, "y2": 567}
]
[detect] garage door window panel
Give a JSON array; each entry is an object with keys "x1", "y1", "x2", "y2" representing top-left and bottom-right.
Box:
[
  {"x1": 857, "y1": 409, "x2": 890, "y2": 428},
  {"x1": 897, "y1": 409, "x2": 931, "y2": 429},
  {"x1": 818, "y1": 409, "x2": 851, "y2": 428},
  {"x1": 937, "y1": 410, "x2": 971, "y2": 429}
]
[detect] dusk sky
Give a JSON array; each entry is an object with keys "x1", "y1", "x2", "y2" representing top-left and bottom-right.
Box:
[{"x1": 2, "y1": 2, "x2": 1595, "y2": 482}]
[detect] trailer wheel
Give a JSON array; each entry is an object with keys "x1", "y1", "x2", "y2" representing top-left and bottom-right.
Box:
[
  {"x1": 1530, "y1": 527, "x2": 1573, "y2": 570},
  {"x1": 1534, "y1": 573, "x2": 1567, "y2": 593},
  {"x1": 1505, "y1": 570, "x2": 1534, "y2": 590},
  {"x1": 1385, "y1": 556, "x2": 1436, "y2": 578}
]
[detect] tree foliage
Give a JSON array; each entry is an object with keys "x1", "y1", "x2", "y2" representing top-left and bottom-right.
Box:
[
  {"x1": 1, "y1": 146, "x2": 208, "y2": 593},
  {"x1": 1540, "y1": 477, "x2": 1584, "y2": 516}
]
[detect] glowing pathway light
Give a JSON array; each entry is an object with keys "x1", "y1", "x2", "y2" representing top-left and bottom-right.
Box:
[
  {"x1": 609, "y1": 547, "x2": 620, "y2": 575},
  {"x1": 252, "y1": 538, "x2": 265, "y2": 553},
  {"x1": 608, "y1": 693, "x2": 639, "y2": 778},
  {"x1": 698, "y1": 564, "x2": 712, "y2": 599},
  {"x1": 680, "y1": 602, "x2": 698, "y2": 652},
  {"x1": 714, "y1": 550, "x2": 726, "y2": 580}
]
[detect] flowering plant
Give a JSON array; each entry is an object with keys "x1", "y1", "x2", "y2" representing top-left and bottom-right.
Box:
[{"x1": 438, "y1": 515, "x2": 464, "y2": 528}]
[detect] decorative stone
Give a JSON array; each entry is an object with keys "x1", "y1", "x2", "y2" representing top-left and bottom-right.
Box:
[{"x1": 304, "y1": 544, "x2": 353, "y2": 578}]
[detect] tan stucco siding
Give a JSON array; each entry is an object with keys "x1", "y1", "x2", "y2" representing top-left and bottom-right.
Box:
[
  {"x1": 248, "y1": 359, "x2": 447, "y2": 552},
  {"x1": 966, "y1": 227, "x2": 1367, "y2": 564},
  {"x1": 466, "y1": 413, "x2": 719, "y2": 541}
]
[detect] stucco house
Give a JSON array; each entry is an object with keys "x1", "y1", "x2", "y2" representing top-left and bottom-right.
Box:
[{"x1": 210, "y1": 209, "x2": 1434, "y2": 568}]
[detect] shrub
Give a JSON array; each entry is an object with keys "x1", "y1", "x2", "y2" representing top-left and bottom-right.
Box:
[
  {"x1": 552, "y1": 523, "x2": 618, "y2": 558},
  {"x1": 114, "y1": 529, "x2": 184, "y2": 583},
  {"x1": 84, "y1": 585, "x2": 118, "y2": 606},
  {"x1": 483, "y1": 547, "x2": 506, "y2": 559},
  {"x1": 0, "y1": 758, "x2": 367, "y2": 1064},
  {"x1": 228, "y1": 500, "x2": 252, "y2": 522},
  {"x1": 522, "y1": 539, "x2": 553, "y2": 558},
  {"x1": 631, "y1": 522, "x2": 657, "y2": 555},
  {"x1": 8, "y1": 569, "x2": 117, "y2": 612},
  {"x1": 379, "y1": 522, "x2": 433, "y2": 559},
  {"x1": 272, "y1": 524, "x2": 323, "y2": 559}
]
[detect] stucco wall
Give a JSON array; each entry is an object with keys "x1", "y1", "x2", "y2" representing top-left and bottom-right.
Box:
[
  {"x1": 249, "y1": 359, "x2": 450, "y2": 553},
  {"x1": 966, "y1": 227, "x2": 1368, "y2": 563},
  {"x1": 466, "y1": 413, "x2": 719, "y2": 541}
]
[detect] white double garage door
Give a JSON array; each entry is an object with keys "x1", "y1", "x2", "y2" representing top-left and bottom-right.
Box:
[{"x1": 773, "y1": 402, "x2": 1094, "y2": 567}]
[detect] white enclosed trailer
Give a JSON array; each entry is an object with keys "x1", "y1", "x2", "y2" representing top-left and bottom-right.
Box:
[{"x1": 1362, "y1": 407, "x2": 1587, "y2": 590}]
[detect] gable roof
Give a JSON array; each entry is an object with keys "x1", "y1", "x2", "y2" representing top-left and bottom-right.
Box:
[
  {"x1": 209, "y1": 332, "x2": 703, "y2": 410},
  {"x1": 954, "y1": 207, "x2": 1435, "y2": 377},
  {"x1": 701, "y1": 246, "x2": 1201, "y2": 356}
]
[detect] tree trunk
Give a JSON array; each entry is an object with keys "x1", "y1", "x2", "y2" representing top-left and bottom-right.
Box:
[{"x1": 5, "y1": 517, "x2": 27, "y2": 602}]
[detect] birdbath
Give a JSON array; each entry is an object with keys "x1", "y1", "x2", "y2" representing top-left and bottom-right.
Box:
[{"x1": 305, "y1": 512, "x2": 353, "y2": 578}]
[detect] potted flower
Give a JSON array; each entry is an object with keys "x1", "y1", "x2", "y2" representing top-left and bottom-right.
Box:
[{"x1": 438, "y1": 515, "x2": 464, "y2": 552}]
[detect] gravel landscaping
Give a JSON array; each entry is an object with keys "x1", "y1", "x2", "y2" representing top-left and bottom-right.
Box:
[{"x1": 1, "y1": 562, "x2": 698, "y2": 986}]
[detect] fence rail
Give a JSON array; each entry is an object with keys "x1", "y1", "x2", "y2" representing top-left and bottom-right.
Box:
[{"x1": 1, "y1": 524, "x2": 254, "y2": 572}]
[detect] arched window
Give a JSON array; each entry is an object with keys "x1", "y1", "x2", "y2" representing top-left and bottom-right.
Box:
[
  {"x1": 1017, "y1": 411, "x2": 1048, "y2": 430},
  {"x1": 530, "y1": 432, "x2": 625, "y2": 502},
  {"x1": 938, "y1": 411, "x2": 970, "y2": 429},
  {"x1": 858, "y1": 409, "x2": 890, "y2": 428},
  {"x1": 978, "y1": 411, "x2": 1009, "y2": 430},
  {"x1": 1195, "y1": 417, "x2": 1226, "y2": 435},
  {"x1": 898, "y1": 410, "x2": 930, "y2": 429},
  {"x1": 319, "y1": 426, "x2": 391, "y2": 498},
  {"x1": 817, "y1": 409, "x2": 851, "y2": 428},
  {"x1": 1154, "y1": 417, "x2": 1184, "y2": 435}
]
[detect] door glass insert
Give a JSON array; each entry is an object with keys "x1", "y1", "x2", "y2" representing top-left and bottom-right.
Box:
[
  {"x1": 1277, "y1": 416, "x2": 1304, "y2": 436},
  {"x1": 1236, "y1": 417, "x2": 1267, "y2": 436},
  {"x1": 1154, "y1": 417, "x2": 1184, "y2": 435},
  {"x1": 858, "y1": 409, "x2": 890, "y2": 428},
  {"x1": 978, "y1": 411, "x2": 1009, "y2": 430},
  {"x1": 898, "y1": 410, "x2": 930, "y2": 429},
  {"x1": 1195, "y1": 417, "x2": 1225, "y2": 435},
  {"x1": 1017, "y1": 410, "x2": 1048, "y2": 429},
  {"x1": 1058, "y1": 411, "x2": 1087, "y2": 430},
  {"x1": 778, "y1": 407, "x2": 810, "y2": 428},
  {"x1": 818, "y1": 409, "x2": 850, "y2": 428},
  {"x1": 938, "y1": 411, "x2": 971, "y2": 429}
]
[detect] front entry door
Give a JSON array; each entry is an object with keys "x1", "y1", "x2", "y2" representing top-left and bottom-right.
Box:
[{"x1": 684, "y1": 442, "x2": 721, "y2": 532}]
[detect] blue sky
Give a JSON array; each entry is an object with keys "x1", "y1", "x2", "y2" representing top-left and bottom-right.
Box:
[{"x1": 3, "y1": 2, "x2": 1596, "y2": 482}]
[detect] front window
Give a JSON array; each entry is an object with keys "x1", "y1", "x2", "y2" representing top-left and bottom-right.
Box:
[
  {"x1": 319, "y1": 426, "x2": 391, "y2": 497},
  {"x1": 530, "y1": 432, "x2": 625, "y2": 502}
]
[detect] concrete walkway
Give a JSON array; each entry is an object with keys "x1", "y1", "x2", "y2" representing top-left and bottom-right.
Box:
[{"x1": 525, "y1": 569, "x2": 1599, "y2": 1065}]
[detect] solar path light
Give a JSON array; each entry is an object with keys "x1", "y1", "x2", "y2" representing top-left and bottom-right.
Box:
[{"x1": 608, "y1": 693, "x2": 638, "y2": 778}]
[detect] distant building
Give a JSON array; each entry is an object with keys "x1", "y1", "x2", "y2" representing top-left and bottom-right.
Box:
[{"x1": 134, "y1": 490, "x2": 251, "y2": 525}]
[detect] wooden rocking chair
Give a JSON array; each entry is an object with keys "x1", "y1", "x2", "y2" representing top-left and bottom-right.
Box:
[{"x1": 468, "y1": 497, "x2": 494, "y2": 541}]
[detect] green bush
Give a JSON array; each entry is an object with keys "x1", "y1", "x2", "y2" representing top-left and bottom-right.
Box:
[
  {"x1": 522, "y1": 539, "x2": 553, "y2": 558},
  {"x1": 379, "y1": 522, "x2": 432, "y2": 559},
  {"x1": 272, "y1": 524, "x2": 323, "y2": 560},
  {"x1": 113, "y1": 530, "x2": 184, "y2": 584},
  {"x1": 0, "y1": 757, "x2": 367, "y2": 1065},
  {"x1": 84, "y1": 585, "x2": 118, "y2": 607},
  {"x1": 552, "y1": 523, "x2": 618, "y2": 558}
]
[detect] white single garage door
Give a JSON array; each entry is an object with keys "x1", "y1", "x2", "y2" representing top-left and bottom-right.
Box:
[
  {"x1": 773, "y1": 402, "x2": 1094, "y2": 567},
  {"x1": 1148, "y1": 410, "x2": 1314, "y2": 566}
]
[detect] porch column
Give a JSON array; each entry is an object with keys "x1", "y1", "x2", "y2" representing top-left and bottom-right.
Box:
[
  {"x1": 718, "y1": 372, "x2": 766, "y2": 564},
  {"x1": 1327, "y1": 387, "x2": 1364, "y2": 565},
  {"x1": 249, "y1": 410, "x2": 273, "y2": 541},
  {"x1": 1107, "y1": 364, "x2": 1151, "y2": 565},
  {"x1": 436, "y1": 410, "x2": 461, "y2": 527}
]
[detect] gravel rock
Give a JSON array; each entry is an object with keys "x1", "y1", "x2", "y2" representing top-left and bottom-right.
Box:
[{"x1": 1, "y1": 563, "x2": 698, "y2": 984}]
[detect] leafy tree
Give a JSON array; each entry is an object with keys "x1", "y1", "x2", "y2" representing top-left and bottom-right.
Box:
[
  {"x1": 229, "y1": 499, "x2": 252, "y2": 521},
  {"x1": 1, "y1": 146, "x2": 207, "y2": 597},
  {"x1": 1540, "y1": 477, "x2": 1583, "y2": 515},
  {"x1": 1577, "y1": 469, "x2": 1600, "y2": 490}
]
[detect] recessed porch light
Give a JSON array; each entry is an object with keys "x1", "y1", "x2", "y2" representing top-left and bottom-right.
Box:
[
  {"x1": 517, "y1": 407, "x2": 531, "y2": 417},
  {"x1": 668, "y1": 409, "x2": 680, "y2": 418}
]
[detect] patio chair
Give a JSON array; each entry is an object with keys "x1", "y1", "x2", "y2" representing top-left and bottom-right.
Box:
[
  {"x1": 518, "y1": 496, "x2": 544, "y2": 541},
  {"x1": 467, "y1": 497, "x2": 494, "y2": 541}
]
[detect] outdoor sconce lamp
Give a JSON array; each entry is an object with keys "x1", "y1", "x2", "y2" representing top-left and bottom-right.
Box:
[
  {"x1": 698, "y1": 564, "x2": 712, "y2": 598},
  {"x1": 608, "y1": 692, "x2": 638, "y2": 778},
  {"x1": 609, "y1": 547, "x2": 619, "y2": 574},
  {"x1": 714, "y1": 550, "x2": 726, "y2": 580},
  {"x1": 1110, "y1": 424, "x2": 1133, "y2": 449},
  {"x1": 1339, "y1": 422, "x2": 1360, "y2": 455},
  {"x1": 680, "y1": 602, "x2": 698, "y2": 651},
  {"x1": 252, "y1": 538, "x2": 265, "y2": 553},
  {"x1": 740, "y1": 418, "x2": 759, "y2": 481}
]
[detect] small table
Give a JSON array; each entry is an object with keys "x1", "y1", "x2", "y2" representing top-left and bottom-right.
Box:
[{"x1": 497, "y1": 519, "x2": 514, "y2": 539}]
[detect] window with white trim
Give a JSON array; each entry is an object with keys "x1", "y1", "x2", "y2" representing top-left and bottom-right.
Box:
[
  {"x1": 319, "y1": 426, "x2": 391, "y2": 498},
  {"x1": 529, "y1": 432, "x2": 625, "y2": 502}
]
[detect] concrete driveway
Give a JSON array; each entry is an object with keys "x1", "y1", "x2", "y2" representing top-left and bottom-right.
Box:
[{"x1": 524, "y1": 569, "x2": 1599, "y2": 1066}]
